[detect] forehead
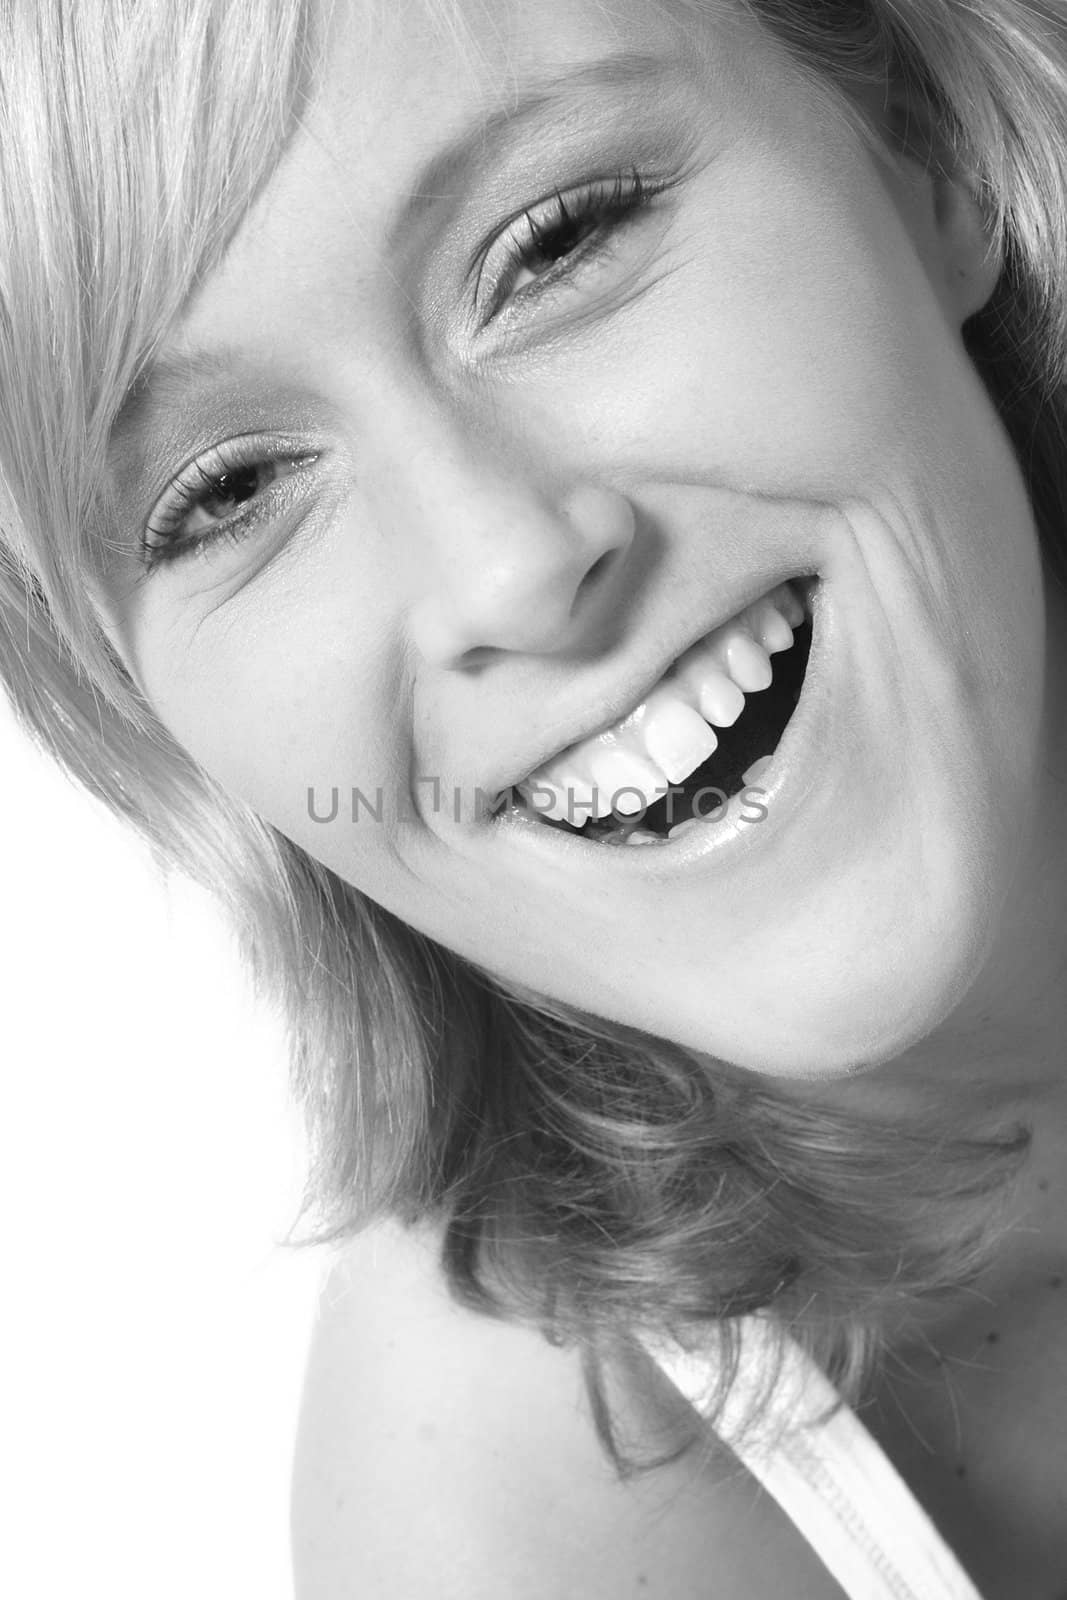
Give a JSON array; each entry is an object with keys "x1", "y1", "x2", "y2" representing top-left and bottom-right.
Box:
[
  {"x1": 308, "y1": 0, "x2": 715, "y2": 205},
  {"x1": 323, "y1": 0, "x2": 714, "y2": 91},
  {"x1": 305, "y1": 0, "x2": 725, "y2": 240}
]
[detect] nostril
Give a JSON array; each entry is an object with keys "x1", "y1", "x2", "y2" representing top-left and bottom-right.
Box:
[
  {"x1": 572, "y1": 549, "x2": 618, "y2": 612},
  {"x1": 455, "y1": 644, "x2": 499, "y2": 671}
]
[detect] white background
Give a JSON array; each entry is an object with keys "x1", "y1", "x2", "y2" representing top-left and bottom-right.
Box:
[{"x1": 1, "y1": 694, "x2": 329, "y2": 1598}]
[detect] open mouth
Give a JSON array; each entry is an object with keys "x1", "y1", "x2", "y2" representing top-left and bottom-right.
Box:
[{"x1": 491, "y1": 575, "x2": 818, "y2": 847}]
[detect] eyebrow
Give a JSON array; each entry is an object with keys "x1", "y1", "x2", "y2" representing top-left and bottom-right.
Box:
[
  {"x1": 388, "y1": 47, "x2": 681, "y2": 233},
  {"x1": 108, "y1": 347, "x2": 253, "y2": 463},
  {"x1": 108, "y1": 48, "x2": 679, "y2": 452}
]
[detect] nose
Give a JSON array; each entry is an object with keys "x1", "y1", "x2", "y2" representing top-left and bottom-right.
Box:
[{"x1": 395, "y1": 421, "x2": 637, "y2": 666}]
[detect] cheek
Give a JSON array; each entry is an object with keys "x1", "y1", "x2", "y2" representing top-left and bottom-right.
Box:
[
  {"x1": 134, "y1": 590, "x2": 406, "y2": 871},
  {"x1": 630, "y1": 140, "x2": 964, "y2": 496}
]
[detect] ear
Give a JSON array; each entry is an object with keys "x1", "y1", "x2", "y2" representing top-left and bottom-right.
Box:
[{"x1": 883, "y1": 85, "x2": 1003, "y2": 325}]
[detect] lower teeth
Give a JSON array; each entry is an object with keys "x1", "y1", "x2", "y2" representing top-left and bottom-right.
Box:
[
  {"x1": 596, "y1": 746, "x2": 777, "y2": 848},
  {"x1": 602, "y1": 820, "x2": 698, "y2": 847}
]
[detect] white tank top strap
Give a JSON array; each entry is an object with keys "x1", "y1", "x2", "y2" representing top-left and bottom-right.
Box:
[{"x1": 636, "y1": 1313, "x2": 985, "y2": 1600}]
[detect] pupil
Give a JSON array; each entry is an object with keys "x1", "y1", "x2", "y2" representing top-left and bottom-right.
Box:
[
  {"x1": 208, "y1": 466, "x2": 259, "y2": 514},
  {"x1": 541, "y1": 220, "x2": 583, "y2": 264}
]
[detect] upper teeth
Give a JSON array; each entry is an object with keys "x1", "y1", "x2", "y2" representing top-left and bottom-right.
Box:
[{"x1": 517, "y1": 581, "x2": 806, "y2": 824}]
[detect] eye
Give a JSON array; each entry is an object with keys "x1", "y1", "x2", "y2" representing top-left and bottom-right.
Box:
[
  {"x1": 141, "y1": 438, "x2": 319, "y2": 574},
  {"x1": 475, "y1": 167, "x2": 672, "y2": 322}
]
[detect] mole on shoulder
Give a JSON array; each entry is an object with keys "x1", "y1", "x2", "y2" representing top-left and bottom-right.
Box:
[
  {"x1": 1049, "y1": 1275, "x2": 1064, "y2": 1290},
  {"x1": 1037, "y1": 1177, "x2": 1049, "y2": 1192},
  {"x1": 954, "y1": 1463, "x2": 967, "y2": 1479},
  {"x1": 984, "y1": 1330, "x2": 999, "y2": 1344}
]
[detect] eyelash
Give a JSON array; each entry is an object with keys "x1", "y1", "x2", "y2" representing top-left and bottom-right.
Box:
[
  {"x1": 141, "y1": 444, "x2": 319, "y2": 573},
  {"x1": 476, "y1": 165, "x2": 664, "y2": 318},
  {"x1": 141, "y1": 166, "x2": 665, "y2": 573}
]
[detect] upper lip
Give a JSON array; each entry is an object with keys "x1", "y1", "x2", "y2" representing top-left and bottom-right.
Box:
[{"x1": 491, "y1": 567, "x2": 814, "y2": 805}]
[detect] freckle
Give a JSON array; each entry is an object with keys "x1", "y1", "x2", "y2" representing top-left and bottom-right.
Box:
[
  {"x1": 335, "y1": 1493, "x2": 344, "y2": 1510},
  {"x1": 1037, "y1": 1178, "x2": 1049, "y2": 1192},
  {"x1": 985, "y1": 1331, "x2": 999, "y2": 1344},
  {"x1": 417, "y1": 1420, "x2": 438, "y2": 1443},
  {"x1": 1049, "y1": 1275, "x2": 1063, "y2": 1290},
  {"x1": 955, "y1": 1464, "x2": 967, "y2": 1479}
]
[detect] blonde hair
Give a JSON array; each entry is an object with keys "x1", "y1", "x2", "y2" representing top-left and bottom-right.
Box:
[{"x1": 2, "y1": 0, "x2": 1062, "y2": 1477}]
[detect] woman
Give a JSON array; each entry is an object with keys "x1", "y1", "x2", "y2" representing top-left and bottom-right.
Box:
[{"x1": 2, "y1": 0, "x2": 1066, "y2": 1592}]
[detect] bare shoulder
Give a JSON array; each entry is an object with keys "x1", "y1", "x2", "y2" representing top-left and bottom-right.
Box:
[{"x1": 290, "y1": 1215, "x2": 845, "y2": 1600}]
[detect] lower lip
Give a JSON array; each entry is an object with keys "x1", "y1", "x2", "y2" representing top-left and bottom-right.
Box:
[{"x1": 487, "y1": 581, "x2": 833, "y2": 876}]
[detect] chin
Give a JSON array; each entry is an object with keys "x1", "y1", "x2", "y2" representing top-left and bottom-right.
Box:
[{"x1": 674, "y1": 875, "x2": 1004, "y2": 1081}]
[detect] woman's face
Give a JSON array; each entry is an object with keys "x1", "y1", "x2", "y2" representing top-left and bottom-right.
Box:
[{"x1": 95, "y1": 0, "x2": 1045, "y2": 1077}]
